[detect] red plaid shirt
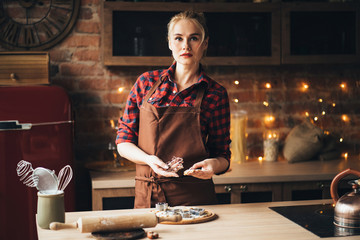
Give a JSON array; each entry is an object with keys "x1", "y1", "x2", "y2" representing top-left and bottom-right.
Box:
[{"x1": 116, "y1": 62, "x2": 231, "y2": 161}]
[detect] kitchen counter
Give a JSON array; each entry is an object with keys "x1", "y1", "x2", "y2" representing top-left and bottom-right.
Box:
[
  {"x1": 91, "y1": 156, "x2": 360, "y2": 188},
  {"x1": 90, "y1": 156, "x2": 360, "y2": 209},
  {"x1": 37, "y1": 199, "x2": 360, "y2": 240}
]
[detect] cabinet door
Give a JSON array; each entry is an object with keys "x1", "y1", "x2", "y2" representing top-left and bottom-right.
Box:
[
  {"x1": 102, "y1": 2, "x2": 281, "y2": 66},
  {"x1": 282, "y1": 2, "x2": 360, "y2": 64}
]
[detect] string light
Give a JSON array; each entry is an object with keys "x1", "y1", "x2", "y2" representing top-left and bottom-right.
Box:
[
  {"x1": 263, "y1": 101, "x2": 269, "y2": 107},
  {"x1": 265, "y1": 83, "x2": 271, "y2": 89},
  {"x1": 341, "y1": 114, "x2": 349, "y2": 122},
  {"x1": 234, "y1": 80, "x2": 239, "y2": 85},
  {"x1": 234, "y1": 98, "x2": 239, "y2": 103},
  {"x1": 339, "y1": 138, "x2": 344, "y2": 142},
  {"x1": 318, "y1": 98, "x2": 323, "y2": 103},
  {"x1": 118, "y1": 87, "x2": 125, "y2": 93},
  {"x1": 343, "y1": 152, "x2": 348, "y2": 160},
  {"x1": 321, "y1": 111, "x2": 326, "y2": 115},
  {"x1": 340, "y1": 82, "x2": 347, "y2": 90},
  {"x1": 302, "y1": 82, "x2": 309, "y2": 91},
  {"x1": 332, "y1": 103, "x2": 336, "y2": 107},
  {"x1": 314, "y1": 116, "x2": 318, "y2": 121}
]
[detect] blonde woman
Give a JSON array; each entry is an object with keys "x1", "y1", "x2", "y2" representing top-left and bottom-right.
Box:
[{"x1": 116, "y1": 11, "x2": 231, "y2": 208}]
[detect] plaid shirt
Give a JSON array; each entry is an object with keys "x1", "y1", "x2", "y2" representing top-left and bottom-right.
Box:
[{"x1": 116, "y1": 62, "x2": 231, "y2": 161}]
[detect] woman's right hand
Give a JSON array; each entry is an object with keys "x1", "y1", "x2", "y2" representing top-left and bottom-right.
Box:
[{"x1": 145, "y1": 155, "x2": 179, "y2": 178}]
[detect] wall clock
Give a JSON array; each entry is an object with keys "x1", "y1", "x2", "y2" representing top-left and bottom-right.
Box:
[{"x1": 0, "y1": 0, "x2": 80, "y2": 50}]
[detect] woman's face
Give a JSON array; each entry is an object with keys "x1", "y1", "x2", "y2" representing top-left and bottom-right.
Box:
[{"x1": 168, "y1": 19, "x2": 208, "y2": 66}]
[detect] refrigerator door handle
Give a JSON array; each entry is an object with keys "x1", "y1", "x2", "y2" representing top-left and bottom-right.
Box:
[{"x1": 0, "y1": 120, "x2": 32, "y2": 131}]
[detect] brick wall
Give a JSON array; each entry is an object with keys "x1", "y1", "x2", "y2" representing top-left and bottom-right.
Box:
[{"x1": 1, "y1": 0, "x2": 360, "y2": 210}]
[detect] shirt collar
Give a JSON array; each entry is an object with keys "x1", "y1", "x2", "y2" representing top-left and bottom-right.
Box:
[{"x1": 161, "y1": 61, "x2": 210, "y2": 88}]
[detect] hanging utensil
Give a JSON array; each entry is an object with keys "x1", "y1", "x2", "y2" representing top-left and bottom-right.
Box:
[
  {"x1": 57, "y1": 165, "x2": 73, "y2": 191},
  {"x1": 16, "y1": 160, "x2": 39, "y2": 187}
]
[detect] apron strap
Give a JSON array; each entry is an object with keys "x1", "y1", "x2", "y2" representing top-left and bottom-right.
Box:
[
  {"x1": 143, "y1": 77, "x2": 164, "y2": 103},
  {"x1": 143, "y1": 75, "x2": 206, "y2": 109}
]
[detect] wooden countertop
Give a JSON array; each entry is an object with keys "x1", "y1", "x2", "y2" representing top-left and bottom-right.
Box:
[
  {"x1": 91, "y1": 155, "x2": 360, "y2": 189},
  {"x1": 37, "y1": 199, "x2": 360, "y2": 240}
]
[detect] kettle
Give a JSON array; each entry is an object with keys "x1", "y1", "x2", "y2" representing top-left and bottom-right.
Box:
[{"x1": 331, "y1": 168, "x2": 360, "y2": 228}]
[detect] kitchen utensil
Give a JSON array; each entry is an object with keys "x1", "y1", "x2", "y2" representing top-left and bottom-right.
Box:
[
  {"x1": 33, "y1": 167, "x2": 59, "y2": 193},
  {"x1": 57, "y1": 165, "x2": 73, "y2": 191},
  {"x1": 16, "y1": 160, "x2": 39, "y2": 187},
  {"x1": 37, "y1": 190, "x2": 65, "y2": 229},
  {"x1": 49, "y1": 212, "x2": 182, "y2": 233},
  {"x1": 330, "y1": 168, "x2": 360, "y2": 228}
]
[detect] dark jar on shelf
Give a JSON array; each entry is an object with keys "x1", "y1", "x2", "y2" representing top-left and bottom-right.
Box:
[{"x1": 133, "y1": 26, "x2": 146, "y2": 56}]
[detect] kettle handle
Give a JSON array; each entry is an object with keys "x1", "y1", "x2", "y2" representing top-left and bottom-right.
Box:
[{"x1": 330, "y1": 168, "x2": 360, "y2": 204}]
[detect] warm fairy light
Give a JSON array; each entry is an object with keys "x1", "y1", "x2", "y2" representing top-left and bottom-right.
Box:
[
  {"x1": 258, "y1": 156, "x2": 263, "y2": 161},
  {"x1": 340, "y1": 83, "x2": 347, "y2": 90},
  {"x1": 118, "y1": 87, "x2": 125, "y2": 93},
  {"x1": 341, "y1": 114, "x2": 349, "y2": 122},
  {"x1": 318, "y1": 98, "x2": 323, "y2": 103},
  {"x1": 305, "y1": 112, "x2": 309, "y2": 117},
  {"x1": 343, "y1": 152, "x2": 348, "y2": 160},
  {"x1": 322, "y1": 111, "x2": 326, "y2": 115},
  {"x1": 314, "y1": 116, "x2": 318, "y2": 121},
  {"x1": 265, "y1": 83, "x2": 271, "y2": 89},
  {"x1": 324, "y1": 131, "x2": 330, "y2": 135},
  {"x1": 234, "y1": 98, "x2": 239, "y2": 103},
  {"x1": 264, "y1": 115, "x2": 275, "y2": 125},
  {"x1": 339, "y1": 138, "x2": 344, "y2": 143},
  {"x1": 263, "y1": 101, "x2": 269, "y2": 107},
  {"x1": 332, "y1": 103, "x2": 336, "y2": 107},
  {"x1": 234, "y1": 80, "x2": 239, "y2": 85},
  {"x1": 109, "y1": 119, "x2": 115, "y2": 129},
  {"x1": 302, "y1": 83, "x2": 309, "y2": 91}
]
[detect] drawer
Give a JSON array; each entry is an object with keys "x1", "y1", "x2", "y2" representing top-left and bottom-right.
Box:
[{"x1": 0, "y1": 52, "x2": 49, "y2": 86}]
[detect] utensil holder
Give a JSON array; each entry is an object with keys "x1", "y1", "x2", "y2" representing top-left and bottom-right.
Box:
[{"x1": 37, "y1": 190, "x2": 65, "y2": 229}]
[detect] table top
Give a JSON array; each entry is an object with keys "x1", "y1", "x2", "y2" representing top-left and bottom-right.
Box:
[
  {"x1": 37, "y1": 199, "x2": 360, "y2": 240},
  {"x1": 91, "y1": 155, "x2": 360, "y2": 189}
]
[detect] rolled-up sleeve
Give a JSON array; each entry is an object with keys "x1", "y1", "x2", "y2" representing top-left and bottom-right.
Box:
[{"x1": 116, "y1": 76, "x2": 144, "y2": 145}]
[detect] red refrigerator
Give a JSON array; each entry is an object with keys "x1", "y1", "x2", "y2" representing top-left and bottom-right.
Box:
[{"x1": 0, "y1": 85, "x2": 75, "y2": 240}]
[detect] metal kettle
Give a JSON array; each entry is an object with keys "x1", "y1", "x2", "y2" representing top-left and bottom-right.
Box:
[{"x1": 331, "y1": 168, "x2": 360, "y2": 228}]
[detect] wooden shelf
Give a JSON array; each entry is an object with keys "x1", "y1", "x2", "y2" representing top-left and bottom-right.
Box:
[{"x1": 102, "y1": 2, "x2": 281, "y2": 66}]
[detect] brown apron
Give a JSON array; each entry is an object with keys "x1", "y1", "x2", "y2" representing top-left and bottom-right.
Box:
[{"x1": 135, "y1": 77, "x2": 217, "y2": 208}]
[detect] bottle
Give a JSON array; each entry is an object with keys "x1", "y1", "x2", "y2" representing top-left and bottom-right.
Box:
[{"x1": 133, "y1": 26, "x2": 146, "y2": 56}]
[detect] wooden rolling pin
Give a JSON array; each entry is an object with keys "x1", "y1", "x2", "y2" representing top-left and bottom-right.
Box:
[{"x1": 49, "y1": 212, "x2": 181, "y2": 233}]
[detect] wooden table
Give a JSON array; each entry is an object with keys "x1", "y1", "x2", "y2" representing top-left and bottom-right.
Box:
[
  {"x1": 91, "y1": 155, "x2": 360, "y2": 210},
  {"x1": 37, "y1": 199, "x2": 360, "y2": 240}
]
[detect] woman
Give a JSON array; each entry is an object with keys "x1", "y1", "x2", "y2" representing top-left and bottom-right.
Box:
[{"x1": 116, "y1": 11, "x2": 231, "y2": 208}]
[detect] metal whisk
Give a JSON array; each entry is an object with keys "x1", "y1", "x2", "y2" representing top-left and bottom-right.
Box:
[
  {"x1": 57, "y1": 165, "x2": 73, "y2": 191},
  {"x1": 16, "y1": 160, "x2": 39, "y2": 187}
]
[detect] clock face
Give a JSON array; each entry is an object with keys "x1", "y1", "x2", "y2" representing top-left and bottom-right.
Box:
[{"x1": 0, "y1": 0, "x2": 80, "y2": 50}]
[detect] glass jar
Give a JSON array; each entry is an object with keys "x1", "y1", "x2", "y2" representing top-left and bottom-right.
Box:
[{"x1": 230, "y1": 110, "x2": 247, "y2": 164}]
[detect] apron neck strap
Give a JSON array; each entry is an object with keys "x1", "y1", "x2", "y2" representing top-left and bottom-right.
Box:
[{"x1": 143, "y1": 77, "x2": 164, "y2": 103}]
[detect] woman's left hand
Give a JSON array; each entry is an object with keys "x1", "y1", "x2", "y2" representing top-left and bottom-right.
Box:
[{"x1": 184, "y1": 157, "x2": 229, "y2": 180}]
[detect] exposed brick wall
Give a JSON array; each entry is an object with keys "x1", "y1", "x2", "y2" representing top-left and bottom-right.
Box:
[{"x1": 1, "y1": 1, "x2": 359, "y2": 210}]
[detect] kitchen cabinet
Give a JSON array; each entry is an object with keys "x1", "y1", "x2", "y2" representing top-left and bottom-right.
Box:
[
  {"x1": 101, "y1": 1, "x2": 360, "y2": 66},
  {"x1": 101, "y1": 1, "x2": 281, "y2": 66},
  {"x1": 90, "y1": 156, "x2": 360, "y2": 210},
  {"x1": 281, "y1": 2, "x2": 360, "y2": 64}
]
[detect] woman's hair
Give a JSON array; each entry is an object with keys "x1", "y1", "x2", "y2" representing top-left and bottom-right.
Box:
[{"x1": 167, "y1": 10, "x2": 209, "y2": 44}]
